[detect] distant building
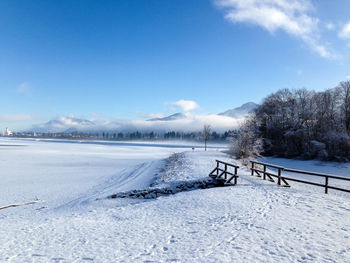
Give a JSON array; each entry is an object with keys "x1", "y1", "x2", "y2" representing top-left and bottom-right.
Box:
[{"x1": 5, "y1": 128, "x2": 13, "y2": 136}]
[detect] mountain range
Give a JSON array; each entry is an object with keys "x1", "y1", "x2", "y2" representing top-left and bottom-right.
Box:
[
  {"x1": 218, "y1": 102, "x2": 258, "y2": 118},
  {"x1": 29, "y1": 102, "x2": 258, "y2": 133}
]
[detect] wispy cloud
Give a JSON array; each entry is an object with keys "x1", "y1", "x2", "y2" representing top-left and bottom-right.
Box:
[
  {"x1": 326, "y1": 22, "x2": 335, "y2": 31},
  {"x1": 339, "y1": 21, "x2": 350, "y2": 39},
  {"x1": 0, "y1": 114, "x2": 35, "y2": 122},
  {"x1": 16, "y1": 82, "x2": 31, "y2": 95},
  {"x1": 215, "y1": 0, "x2": 334, "y2": 58},
  {"x1": 169, "y1": 100, "x2": 200, "y2": 112},
  {"x1": 346, "y1": 75, "x2": 350, "y2": 79}
]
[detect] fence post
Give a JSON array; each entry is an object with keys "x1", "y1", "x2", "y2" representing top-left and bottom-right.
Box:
[
  {"x1": 263, "y1": 165, "x2": 266, "y2": 180},
  {"x1": 251, "y1": 162, "x2": 254, "y2": 176},
  {"x1": 216, "y1": 161, "x2": 219, "y2": 176},
  {"x1": 325, "y1": 176, "x2": 328, "y2": 194},
  {"x1": 278, "y1": 168, "x2": 282, "y2": 185},
  {"x1": 234, "y1": 166, "x2": 238, "y2": 176},
  {"x1": 224, "y1": 164, "x2": 227, "y2": 179}
]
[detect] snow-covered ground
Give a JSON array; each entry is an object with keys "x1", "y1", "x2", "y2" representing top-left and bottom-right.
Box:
[{"x1": 0, "y1": 138, "x2": 349, "y2": 262}]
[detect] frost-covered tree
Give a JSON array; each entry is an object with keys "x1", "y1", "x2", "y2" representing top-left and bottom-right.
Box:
[
  {"x1": 229, "y1": 118, "x2": 262, "y2": 164},
  {"x1": 253, "y1": 80, "x2": 350, "y2": 161},
  {"x1": 337, "y1": 81, "x2": 350, "y2": 133}
]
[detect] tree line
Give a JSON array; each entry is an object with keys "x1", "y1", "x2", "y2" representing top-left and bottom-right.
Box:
[
  {"x1": 13, "y1": 130, "x2": 235, "y2": 142},
  {"x1": 233, "y1": 80, "x2": 350, "y2": 162}
]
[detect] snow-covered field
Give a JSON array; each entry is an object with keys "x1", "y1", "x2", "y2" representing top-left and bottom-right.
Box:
[{"x1": 0, "y1": 138, "x2": 349, "y2": 262}]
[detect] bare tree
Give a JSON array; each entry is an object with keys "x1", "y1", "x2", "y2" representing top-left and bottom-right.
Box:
[
  {"x1": 252, "y1": 81, "x2": 350, "y2": 161},
  {"x1": 203, "y1": 124, "x2": 211, "y2": 151},
  {"x1": 337, "y1": 81, "x2": 350, "y2": 133}
]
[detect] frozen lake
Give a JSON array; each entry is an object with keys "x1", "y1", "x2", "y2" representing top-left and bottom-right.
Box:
[{"x1": 0, "y1": 138, "x2": 216, "y2": 209}]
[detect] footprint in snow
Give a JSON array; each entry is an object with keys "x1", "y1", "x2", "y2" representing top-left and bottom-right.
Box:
[
  {"x1": 150, "y1": 244, "x2": 157, "y2": 249},
  {"x1": 52, "y1": 258, "x2": 66, "y2": 262},
  {"x1": 81, "y1": 257, "x2": 94, "y2": 261},
  {"x1": 168, "y1": 235, "x2": 176, "y2": 244},
  {"x1": 140, "y1": 250, "x2": 152, "y2": 256}
]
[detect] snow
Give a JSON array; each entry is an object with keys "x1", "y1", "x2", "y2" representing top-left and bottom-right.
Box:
[
  {"x1": 0, "y1": 138, "x2": 350, "y2": 262},
  {"x1": 0, "y1": 138, "x2": 195, "y2": 212}
]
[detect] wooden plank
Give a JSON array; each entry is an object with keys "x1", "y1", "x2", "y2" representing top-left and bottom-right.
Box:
[
  {"x1": 226, "y1": 175, "x2": 238, "y2": 184},
  {"x1": 216, "y1": 168, "x2": 235, "y2": 176},
  {"x1": 250, "y1": 160, "x2": 284, "y2": 170},
  {"x1": 250, "y1": 168, "x2": 276, "y2": 183},
  {"x1": 251, "y1": 168, "x2": 276, "y2": 178},
  {"x1": 278, "y1": 168, "x2": 282, "y2": 185},
  {"x1": 254, "y1": 169, "x2": 262, "y2": 177},
  {"x1": 215, "y1": 160, "x2": 239, "y2": 169},
  {"x1": 327, "y1": 185, "x2": 350, "y2": 193},
  {"x1": 284, "y1": 168, "x2": 350, "y2": 181},
  {"x1": 281, "y1": 177, "x2": 290, "y2": 187},
  {"x1": 281, "y1": 176, "x2": 325, "y2": 187},
  {"x1": 208, "y1": 167, "x2": 218, "y2": 177},
  {"x1": 216, "y1": 170, "x2": 226, "y2": 179}
]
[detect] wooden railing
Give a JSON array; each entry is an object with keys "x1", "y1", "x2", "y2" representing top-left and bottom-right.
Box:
[
  {"x1": 250, "y1": 160, "x2": 350, "y2": 194},
  {"x1": 209, "y1": 160, "x2": 239, "y2": 185}
]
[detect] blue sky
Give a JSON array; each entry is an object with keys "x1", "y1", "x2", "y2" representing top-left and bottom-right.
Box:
[{"x1": 1, "y1": 0, "x2": 350, "y2": 130}]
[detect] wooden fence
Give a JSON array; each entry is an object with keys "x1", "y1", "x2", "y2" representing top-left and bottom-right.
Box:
[
  {"x1": 250, "y1": 160, "x2": 350, "y2": 194},
  {"x1": 209, "y1": 160, "x2": 239, "y2": 185}
]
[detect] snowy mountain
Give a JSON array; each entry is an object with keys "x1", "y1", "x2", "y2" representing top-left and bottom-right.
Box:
[
  {"x1": 31, "y1": 116, "x2": 96, "y2": 133},
  {"x1": 149, "y1": 102, "x2": 259, "y2": 122},
  {"x1": 219, "y1": 102, "x2": 258, "y2": 118},
  {"x1": 147, "y1": 113, "x2": 187, "y2": 121},
  {"x1": 28, "y1": 102, "x2": 258, "y2": 133}
]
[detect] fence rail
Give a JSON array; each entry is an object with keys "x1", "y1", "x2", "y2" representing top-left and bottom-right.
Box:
[
  {"x1": 250, "y1": 160, "x2": 350, "y2": 194},
  {"x1": 209, "y1": 160, "x2": 239, "y2": 185}
]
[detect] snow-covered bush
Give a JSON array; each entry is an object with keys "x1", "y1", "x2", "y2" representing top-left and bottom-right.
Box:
[
  {"x1": 323, "y1": 132, "x2": 350, "y2": 161},
  {"x1": 228, "y1": 118, "x2": 263, "y2": 165},
  {"x1": 310, "y1": 140, "x2": 326, "y2": 159}
]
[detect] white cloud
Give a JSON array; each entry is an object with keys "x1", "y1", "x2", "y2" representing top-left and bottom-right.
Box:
[
  {"x1": 347, "y1": 75, "x2": 350, "y2": 79},
  {"x1": 0, "y1": 114, "x2": 35, "y2": 122},
  {"x1": 170, "y1": 100, "x2": 200, "y2": 112},
  {"x1": 339, "y1": 21, "x2": 350, "y2": 39},
  {"x1": 32, "y1": 114, "x2": 243, "y2": 133},
  {"x1": 215, "y1": 0, "x2": 334, "y2": 58},
  {"x1": 117, "y1": 114, "x2": 241, "y2": 133},
  {"x1": 326, "y1": 22, "x2": 335, "y2": 30},
  {"x1": 16, "y1": 82, "x2": 31, "y2": 95}
]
